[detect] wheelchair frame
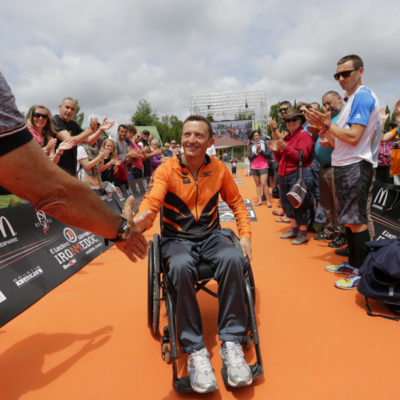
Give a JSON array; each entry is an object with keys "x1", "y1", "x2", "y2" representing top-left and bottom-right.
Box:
[{"x1": 147, "y1": 228, "x2": 263, "y2": 392}]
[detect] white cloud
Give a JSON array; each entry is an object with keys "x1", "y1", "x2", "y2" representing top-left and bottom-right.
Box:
[{"x1": 1, "y1": 0, "x2": 400, "y2": 134}]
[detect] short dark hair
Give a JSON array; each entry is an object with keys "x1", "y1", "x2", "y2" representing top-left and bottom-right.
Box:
[
  {"x1": 183, "y1": 115, "x2": 213, "y2": 138},
  {"x1": 117, "y1": 124, "x2": 127, "y2": 131},
  {"x1": 142, "y1": 130, "x2": 150, "y2": 135},
  {"x1": 337, "y1": 54, "x2": 364, "y2": 70},
  {"x1": 249, "y1": 129, "x2": 261, "y2": 140},
  {"x1": 280, "y1": 100, "x2": 292, "y2": 108}
]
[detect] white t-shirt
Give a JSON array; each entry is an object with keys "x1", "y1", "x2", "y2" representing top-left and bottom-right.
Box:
[{"x1": 332, "y1": 86, "x2": 380, "y2": 167}]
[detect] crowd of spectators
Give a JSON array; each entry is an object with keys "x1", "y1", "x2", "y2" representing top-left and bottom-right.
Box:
[{"x1": 259, "y1": 54, "x2": 400, "y2": 291}]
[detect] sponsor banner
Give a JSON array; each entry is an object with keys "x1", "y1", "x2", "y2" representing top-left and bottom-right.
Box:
[
  {"x1": 0, "y1": 177, "x2": 151, "y2": 327},
  {"x1": 219, "y1": 199, "x2": 257, "y2": 222},
  {"x1": 0, "y1": 203, "x2": 110, "y2": 326},
  {"x1": 371, "y1": 181, "x2": 400, "y2": 239}
]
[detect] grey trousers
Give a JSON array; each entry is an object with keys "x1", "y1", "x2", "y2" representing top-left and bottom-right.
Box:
[
  {"x1": 161, "y1": 230, "x2": 247, "y2": 354},
  {"x1": 319, "y1": 166, "x2": 345, "y2": 237}
]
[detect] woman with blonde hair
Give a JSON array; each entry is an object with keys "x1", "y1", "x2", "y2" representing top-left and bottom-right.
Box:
[
  {"x1": 99, "y1": 139, "x2": 119, "y2": 184},
  {"x1": 26, "y1": 104, "x2": 74, "y2": 163}
]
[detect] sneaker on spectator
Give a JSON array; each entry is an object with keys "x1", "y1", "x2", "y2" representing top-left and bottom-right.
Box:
[
  {"x1": 334, "y1": 274, "x2": 361, "y2": 290},
  {"x1": 291, "y1": 234, "x2": 309, "y2": 245},
  {"x1": 280, "y1": 230, "x2": 298, "y2": 239},
  {"x1": 328, "y1": 235, "x2": 347, "y2": 248},
  {"x1": 314, "y1": 232, "x2": 331, "y2": 241},
  {"x1": 187, "y1": 348, "x2": 218, "y2": 393},
  {"x1": 335, "y1": 245, "x2": 349, "y2": 256},
  {"x1": 220, "y1": 341, "x2": 252, "y2": 388},
  {"x1": 325, "y1": 261, "x2": 358, "y2": 274}
]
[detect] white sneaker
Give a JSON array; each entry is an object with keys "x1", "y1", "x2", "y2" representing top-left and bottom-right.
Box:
[
  {"x1": 187, "y1": 348, "x2": 218, "y2": 393},
  {"x1": 220, "y1": 341, "x2": 252, "y2": 387}
]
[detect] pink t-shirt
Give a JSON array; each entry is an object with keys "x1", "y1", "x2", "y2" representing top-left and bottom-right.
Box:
[
  {"x1": 131, "y1": 141, "x2": 143, "y2": 169},
  {"x1": 251, "y1": 153, "x2": 269, "y2": 170},
  {"x1": 27, "y1": 126, "x2": 43, "y2": 145}
]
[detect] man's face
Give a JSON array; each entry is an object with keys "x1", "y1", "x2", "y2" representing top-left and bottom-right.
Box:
[
  {"x1": 279, "y1": 105, "x2": 289, "y2": 118},
  {"x1": 181, "y1": 121, "x2": 212, "y2": 160},
  {"x1": 322, "y1": 94, "x2": 343, "y2": 118},
  {"x1": 170, "y1": 140, "x2": 177, "y2": 148},
  {"x1": 118, "y1": 127, "x2": 127, "y2": 140},
  {"x1": 335, "y1": 60, "x2": 363, "y2": 93},
  {"x1": 59, "y1": 99, "x2": 76, "y2": 122}
]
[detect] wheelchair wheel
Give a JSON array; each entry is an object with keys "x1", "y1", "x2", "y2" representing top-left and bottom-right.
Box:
[{"x1": 147, "y1": 235, "x2": 161, "y2": 336}]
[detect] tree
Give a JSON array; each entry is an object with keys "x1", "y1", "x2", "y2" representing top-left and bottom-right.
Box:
[
  {"x1": 155, "y1": 115, "x2": 183, "y2": 144},
  {"x1": 73, "y1": 99, "x2": 85, "y2": 126},
  {"x1": 131, "y1": 99, "x2": 158, "y2": 126}
]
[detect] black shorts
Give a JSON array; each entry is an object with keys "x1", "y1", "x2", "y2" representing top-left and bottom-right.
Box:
[
  {"x1": 250, "y1": 168, "x2": 268, "y2": 176},
  {"x1": 334, "y1": 160, "x2": 373, "y2": 225}
]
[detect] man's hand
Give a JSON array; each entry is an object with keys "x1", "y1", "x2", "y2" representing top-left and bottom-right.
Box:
[
  {"x1": 58, "y1": 139, "x2": 76, "y2": 151},
  {"x1": 114, "y1": 196, "x2": 149, "y2": 262},
  {"x1": 306, "y1": 109, "x2": 331, "y2": 130},
  {"x1": 89, "y1": 117, "x2": 98, "y2": 132},
  {"x1": 240, "y1": 237, "x2": 252, "y2": 261},
  {"x1": 99, "y1": 117, "x2": 115, "y2": 131},
  {"x1": 133, "y1": 210, "x2": 153, "y2": 233}
]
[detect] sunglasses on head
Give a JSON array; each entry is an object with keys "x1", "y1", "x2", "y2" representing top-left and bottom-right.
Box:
[
  {"x1": 333, "y1": 69, "x2": 357, "y2": 80},
  {"x1": 33, "y1": 112, "x2": 48, "y2": 119},
  {"x1": 279, "y1": 108, "x2": 288, "y2": 113}
]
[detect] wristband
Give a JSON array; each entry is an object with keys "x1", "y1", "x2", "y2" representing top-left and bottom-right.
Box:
[
  {"x1": 322, "y1": 121, "x2": 331, "y2": 132},
  {"x1": 108, "y1": 217, "x2": 131, "y2": 243}
]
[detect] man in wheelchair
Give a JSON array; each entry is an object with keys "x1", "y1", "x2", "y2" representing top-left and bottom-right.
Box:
[{"x1": 134, "y1": 115, "x2": 253, "y2": 393}]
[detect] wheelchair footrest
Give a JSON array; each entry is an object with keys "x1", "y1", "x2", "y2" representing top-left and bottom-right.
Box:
[
  {"x1": 173, "y1": 375, "x2": 193, "y2": 392},
  {"x1": 221, "y1": 363, "x2": 263, "y2": 388}
]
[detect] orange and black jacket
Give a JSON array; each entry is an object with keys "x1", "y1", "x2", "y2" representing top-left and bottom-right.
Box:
[{"x1": 137, "y1": 154, "x2": 251, "y2": 241}]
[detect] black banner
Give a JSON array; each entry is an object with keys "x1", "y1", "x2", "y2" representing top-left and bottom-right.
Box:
[
  {"x1": 0, "y1": 178, "x2": 150, "y2": 327},
  {"x1": 371, "y1": 181, "x2": 400, "y2": 240}
]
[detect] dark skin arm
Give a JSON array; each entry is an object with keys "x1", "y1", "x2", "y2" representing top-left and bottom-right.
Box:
[{"x1": 0, "y1": 139, "x2": 148, "y2": 262}]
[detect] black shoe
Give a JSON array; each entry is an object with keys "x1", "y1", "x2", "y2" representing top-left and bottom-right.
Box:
[
  {"x1": 329, "y1": 235, "x2": 347, "y2": 248},
  {"x1": 314, "y1": 232, "x2": 331, "y2": 241},
  {"x1": 335, "y1": 245, "x2": 349, "y2": 256}
]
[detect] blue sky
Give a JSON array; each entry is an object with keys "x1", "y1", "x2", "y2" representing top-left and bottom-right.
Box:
[{"x1": 1, "y1": 0, "x2": 399, "y2": 132}]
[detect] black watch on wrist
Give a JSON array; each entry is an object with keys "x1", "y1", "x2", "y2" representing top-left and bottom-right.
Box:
[{"x1": 109, "y1": 217, "x2": 131, "y2": 242}]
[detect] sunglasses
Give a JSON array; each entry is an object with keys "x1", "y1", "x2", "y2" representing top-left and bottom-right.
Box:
[
  {"x1": 333, "y1": 69, "x2": 357, "y2": 80},
  {"x1": 33, "y1": 112, "x2": 48, "y2": 119},
  {"x1": 284, "y1": 118, "x2": 299, "y2": 123},
  {"x1": 279, "y1": 108, "x2": 288, "y2": 113}
]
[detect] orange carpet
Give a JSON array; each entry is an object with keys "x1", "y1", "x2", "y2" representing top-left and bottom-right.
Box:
[{"x1": 0, "y1": 169, "x2": 398, "y2": 400}]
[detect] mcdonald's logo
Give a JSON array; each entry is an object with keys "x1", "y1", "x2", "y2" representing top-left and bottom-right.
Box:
[
  {"x1": 0, "y1": 216, "x2": 17, "y2": 239},
  {"x1": 374, "y1": 187, "x2": 389, "y2": 207}
]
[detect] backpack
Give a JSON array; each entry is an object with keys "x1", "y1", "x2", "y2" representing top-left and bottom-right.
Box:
[{"x1": 357, "y1": 238, "x2": 400, "y2": 320}]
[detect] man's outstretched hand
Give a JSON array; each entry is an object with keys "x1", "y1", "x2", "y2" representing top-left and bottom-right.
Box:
[{"x1": 114, "y1": 196, "x2": 150, "y2": 262}]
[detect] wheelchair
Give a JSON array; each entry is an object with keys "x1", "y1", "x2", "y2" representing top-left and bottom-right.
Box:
[{"x1": 147, "y1": 227, "x2": 263, "y2": 392}]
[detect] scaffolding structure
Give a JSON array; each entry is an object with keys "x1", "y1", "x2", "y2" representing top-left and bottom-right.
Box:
[{"x1": 190, "y1": 89, "x2": 268, "y2": 132}]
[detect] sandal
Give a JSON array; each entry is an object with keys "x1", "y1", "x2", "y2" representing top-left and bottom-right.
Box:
[
  {"x1": 272, "y1": 210, "x2": 284, "y2": 216},
  {"x1": 254, "y1": 201, "x2": 263, "y2": 206},
  {"x1": 276, "y1": 217, "x2": 291, "y2": 223}
]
